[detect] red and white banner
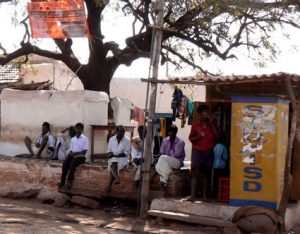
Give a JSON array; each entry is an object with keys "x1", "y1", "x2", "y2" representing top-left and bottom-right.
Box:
[{"x1": 28, "y1": 0, "x2": 89, "y2": 39}]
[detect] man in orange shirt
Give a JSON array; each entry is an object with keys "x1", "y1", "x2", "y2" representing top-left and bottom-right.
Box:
[{"x1": 188, "y1": 104, "x2": 220, "y2": 201}]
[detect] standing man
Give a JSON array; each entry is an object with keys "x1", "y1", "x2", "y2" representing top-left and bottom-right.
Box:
[
  {"x1": 188, "y1": 104, "x2": 220, "y2": 201},
  {"x1": 106, "y1": 125, "x2": 131, "y2": 192},
  {"x1": 155, "y1": 125, "x2": 185, "y2": 190},
  {"x1": 58, "y1": 123, "x2": 88, "y2": 189},
  {"x1": 24, "y1": 122, "x2": 56, "y2": 159}
]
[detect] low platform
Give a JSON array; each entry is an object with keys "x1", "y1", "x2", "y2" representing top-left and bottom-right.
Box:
[{"x1": 0, "y1": 155, "x2": 189, "y2": 201}]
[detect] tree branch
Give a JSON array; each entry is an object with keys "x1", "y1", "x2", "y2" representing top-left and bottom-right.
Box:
[
  {"x1": 20, "y1": 16, "x2": 30, "y2": 44},
  {"x1": 0, "y1": 43, "x2": 7, "y2": 55},
  {"x1": 162, "y1": 45, "x2": 212, "y2": 75},
  {"x1": 0, "y1": 42, "x2": 82, "y2": 76},
  {"x1": 0, "y1": 43, "x2": 64, "y2": 66}
]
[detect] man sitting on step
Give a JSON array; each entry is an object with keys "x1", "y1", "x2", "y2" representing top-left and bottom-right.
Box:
[
  {"x1": 106, "y1": 125, "x2": 131, "y2": 192},
  {"x1": 24, "y1": 122, "x2": 56, "y2": 159},
  {"x1": 155, "y1": 125, "x2": 186, "y2": 192},
  {"x1": 57, "y1": 123, "x2": 89, "y2": 189}
]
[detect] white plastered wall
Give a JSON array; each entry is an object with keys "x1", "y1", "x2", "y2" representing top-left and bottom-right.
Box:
[{"x1": 0, "y1": 89, "x2": 109, "y2": 161}]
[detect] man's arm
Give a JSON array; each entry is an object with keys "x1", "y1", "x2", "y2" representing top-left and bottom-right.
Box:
[
  {"x1": 171, "y1": 141, "x2": 185, "y2": 159},
  {"x1": 107, "y1": 137, "x2": 114, "y2": 158},
  {"x1": 36, "y1": 135, "x2": 48, "y2": 158},
  {"x1": 189, "y1": 125, "x2": 203, "y2": 143},
  {"x1": 67, "y1": 138, "x2": 74, "y2": 158},
  {"x1": 34, "y1": 135, "x2": 41, "y2": 148}
]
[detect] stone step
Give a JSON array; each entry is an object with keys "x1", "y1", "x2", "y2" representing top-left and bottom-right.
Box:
[
  {"x1": 148, "y1": 209, "x2": 237, "y2": 228},
  {"x1": 150, "y1": 198, "x2": 239, "y2": 221}
]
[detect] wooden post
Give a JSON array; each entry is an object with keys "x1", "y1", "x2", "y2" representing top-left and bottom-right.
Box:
[
  {"x1": 278, "y1": 76, "x2": 298, "y2": 224},
  {"x1": 139, "y1": 0, "x2": 164, "y2": 217}
]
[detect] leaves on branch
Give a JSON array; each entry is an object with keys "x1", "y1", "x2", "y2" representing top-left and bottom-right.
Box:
[{"x1": 1, "y1": 0, "x2": 300, "y2": 91}]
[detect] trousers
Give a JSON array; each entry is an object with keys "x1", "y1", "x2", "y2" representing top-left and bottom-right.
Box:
[
  {"x1": 155, "y1": 155, "x2": 180, "y2": 183},
  {"x1": 61, "y1": 156, "x2": 85, "y2": 183}
]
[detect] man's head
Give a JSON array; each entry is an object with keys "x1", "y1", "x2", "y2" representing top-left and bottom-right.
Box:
[
  {"x1": 138, "y1": 125, "x2": 146, "y2": 139},
  {"x1": 116, "y1": 125, "x2": 125, "y2": 140},
  {"x1": 75, "y1": 123, "x2": 84, "y2": 137},
  {"x1": 42, "y1": 122, "x2": 50, "y2": 134},
  {"x1": 198, "y1": 104, "x2": 210, "y2": 121},
  {"x1": 167, "y1": 125, "x2": 178, "y2": 141}
]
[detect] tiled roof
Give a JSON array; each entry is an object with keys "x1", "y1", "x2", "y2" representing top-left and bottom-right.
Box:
[
  {"x1": 0, "y1": 65, "x2": 19, "y2": 83},
  {"x1": 169, "y1": 72, "x2": 300, "y2": 83}
]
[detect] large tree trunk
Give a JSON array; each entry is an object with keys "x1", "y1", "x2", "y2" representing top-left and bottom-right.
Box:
[{"x1": 76, "y1": 54, "x2": 118, "y2": 95}]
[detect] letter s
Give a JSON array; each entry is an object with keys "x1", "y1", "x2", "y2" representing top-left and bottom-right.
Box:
[{"x1": 244, "y1": 167, "x2": 262, "y2": 179}]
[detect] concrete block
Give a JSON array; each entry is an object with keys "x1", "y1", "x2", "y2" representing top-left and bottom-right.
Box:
[
  {"x1": 71, "y1": 195, "x2": 101, "y2": 209},
  {"x1": 54, "y1": 195, "x2": 69, "y2": 207}
]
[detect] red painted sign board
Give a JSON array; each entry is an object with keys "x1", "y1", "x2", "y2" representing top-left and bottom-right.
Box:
[{"x1": 28, "y1": 0, "x2": 89, "y2": 39}]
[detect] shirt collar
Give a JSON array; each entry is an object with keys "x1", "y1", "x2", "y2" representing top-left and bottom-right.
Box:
[
  {"x1": 75, "y1": 134, "x2": 83, "y2": 139},
  {"x1": 114, "y1": 135, "x2": 125, "y2": 142}
]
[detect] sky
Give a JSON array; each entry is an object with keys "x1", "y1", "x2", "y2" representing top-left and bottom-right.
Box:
[{"x1": 0, "y1": 2, "x2": 300, "y2": 79}]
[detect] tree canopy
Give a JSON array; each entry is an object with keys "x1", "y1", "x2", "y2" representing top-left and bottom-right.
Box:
[{"x1": 0, "y1": 0, "x2": 300, "y2": 93}]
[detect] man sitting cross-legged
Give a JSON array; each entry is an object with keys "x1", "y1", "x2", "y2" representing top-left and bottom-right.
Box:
[
  {"x1": 57, "y1": 123, "x2": 89, "y2": 189},
  {"x1": 106, "y1": 125, "x2": 131, "y2": 192},
  {"x1": 155, "y1": 125, "x2": 186, "y2": 192}
]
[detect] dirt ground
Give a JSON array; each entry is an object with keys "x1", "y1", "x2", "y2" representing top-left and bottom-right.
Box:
[{"x1": 0, "y1": 197, "x2": 223, "y2": 234}]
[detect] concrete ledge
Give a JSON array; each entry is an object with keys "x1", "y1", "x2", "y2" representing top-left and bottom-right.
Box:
[
  {"x1": 0, "y1": 155, "x2": 189, "y2": 201},
  {"x1": 148, "y1": 209, "x2": 237, "y2": 228},
  {"x1": 150, "y1": 198, "x2": 238, "y2": 220}
]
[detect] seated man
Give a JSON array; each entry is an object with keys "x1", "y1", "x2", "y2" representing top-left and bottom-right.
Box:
[
  {"x1": 155, "y1": 125, "x2": 185, "y2": 190},
  {"x1": 57, "y1": 123, "x2": 88, "y2": 189},
  {"x1": 131, "y1": 125, "x2": 146, "y2": 189},
  {"x1": 106, "y1": 125, "x2": 131, "y2": 192},
  {"x1": 53, "y1": 126, "x2": 76, "y2": 161},
  {"x1": 24, "y1": 122, "x2": 56, "y2": 159}
]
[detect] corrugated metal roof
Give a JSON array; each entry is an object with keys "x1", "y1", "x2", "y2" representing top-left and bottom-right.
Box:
[
  {"x1": 169, "y1": 72, "x2": 300, "y2": 83},
  {"x1": 0, "y1": 65, "x2": 19, "y2": 83}
]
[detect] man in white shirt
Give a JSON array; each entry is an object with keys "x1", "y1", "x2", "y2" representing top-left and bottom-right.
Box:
[
  {"x1": 106, "y1": 125, "x2": 131, "y2": 192},
  {"x1": 24, "y1": 122, "x2": 56, "y2": 159},
  {"x1": 57, "y1": 123, "x2": 89, "y2": 189}
]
